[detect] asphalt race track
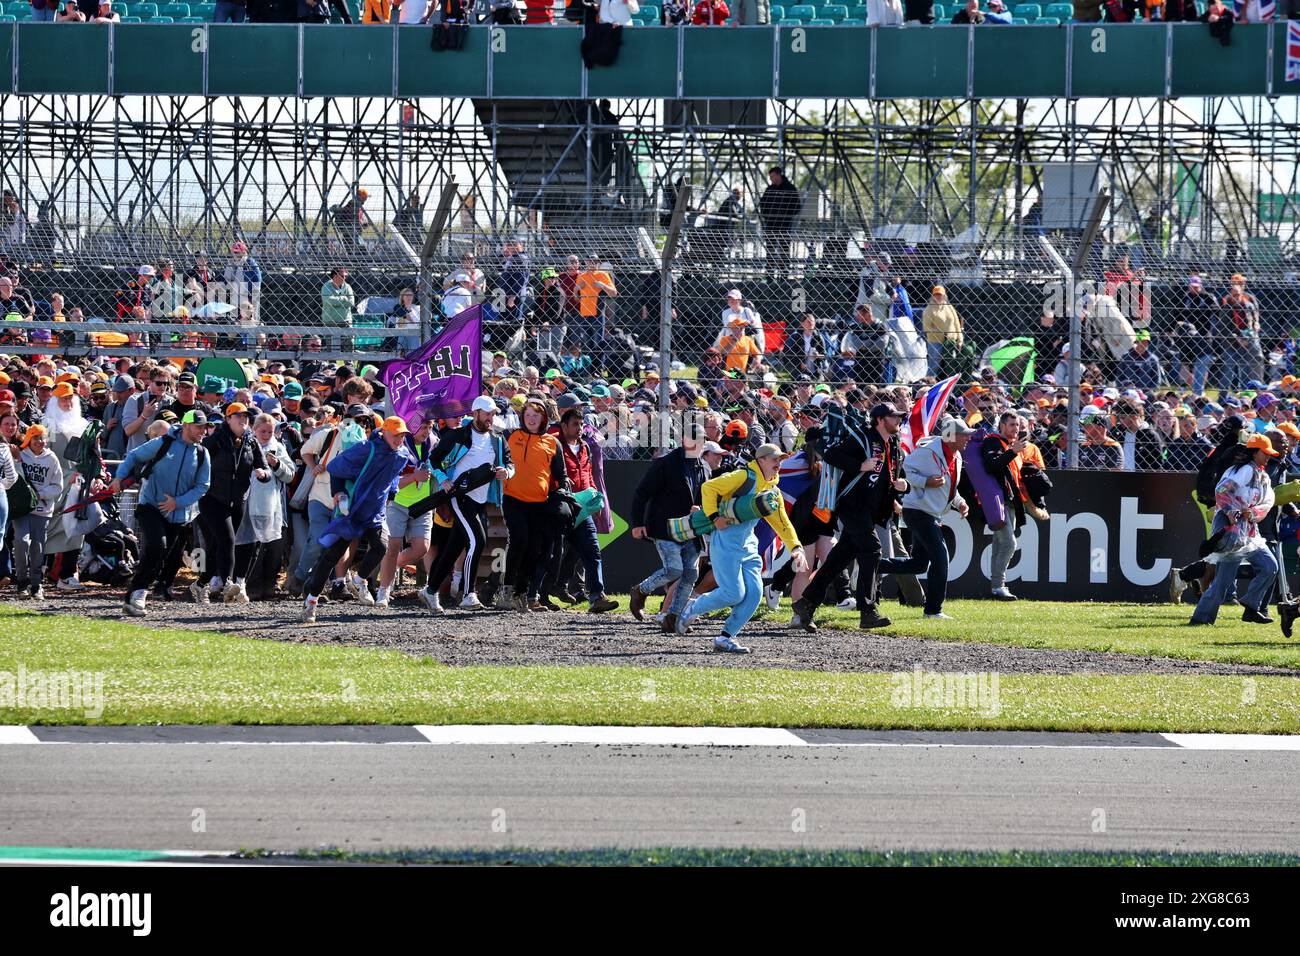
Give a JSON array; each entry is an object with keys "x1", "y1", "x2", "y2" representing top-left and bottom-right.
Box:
[{"x1": 2, "y1": 731, "x2": 1297, "y2": 855}]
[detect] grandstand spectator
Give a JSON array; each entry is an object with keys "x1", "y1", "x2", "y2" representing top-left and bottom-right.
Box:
[
  {"x1": 1101, "y1": 0, "x2": 1138, "y2": 19},
  {"x1": 394, "y1": 190, "x2": 424, "y2": 247},
  {"x1": 0, "y1": 276, "x2": 32, "y2": 321},
  {"x1": 1078, "y1": 407, "x2": 1123, "y2": 470},
  {"x1": 524, "y1": 0, "x2": 555, "y2": 21},
  {"x1": 730, "y1": 0, "x2": 768, "y2": 22},
  {"x1": 921, "y1": 285, "x2": 963, "y2": 377},
  {"x1": 442, "y1": 272, "x2": 475, "y2": 319},
  {"x1": 692, "y1": 0, "x2": 729, "y2": 21},
  {"x1": 388, "y1": 287, "x2": 422, "y2": 352},
  {"x1": 1164, "y1": 408, "x2": 1209, "y2": 471},
  {"x1": 55, "y1": 0, "x2": 86, "y2": 20},
  {"x1": 951, "y1": 0, "x2": 984, "y2": 20},
  {"x1": 321, "y1": 266, "x2": 355, "y2": 352},
  {"x1": 442, "y1": 252, "x2": 486, "y2": 301},
  {"x1": 1117, "y1": 330, "x2": 1162, "y2": 392},
  {"x1": 903, "y1": 0, "x2": 934, "y2": 21},
  {"x1": 758, "y1": 167, "x2": 799, "y2": 273},
  {"x1": 150, "y1": 258, "x2": 186, "y2": 318},
  {"x1": 91, "y1": 0, "x2": 119, "y2": 13},
  {"x1": 574, "y1": 253, "x2": 616, "y2": 369},
  {"x1": 27, "y1": 0, "x2": 56, "y2": 17},
  {"x1": 984, "y1": 0, "x2": 1011, "y2": 20},
  {"x1": 868, "y1": 0, "x2": 904, "y2": 24},
  {"x1": 395, "y1": 0, "x2": 432, "y2": 25},
  {"x1": 224, "y1": 241, "x2": 262, "y2": 323},
  {"x1": 299, "y1": 0, "x2": 352, "y2": 21},
  {"x1": 215, "y1": 0, "x2": 248, "y2": 20},
  {"x1": 663, "y1": 0, "x2": 690, "y2": 21},
  {"x1": 362, "y1": 0, "x2": 393, "y2": 20},
  {"x1": 838, "y1": 303, "x2": 889, "y2": 386},
  {"x1": 499, "y1": 237, "x2": 531, "y2": 325},
  {"x1": 1111, "y1": 400, "x2": 1164, "y2": 471},
  {"x1": 791, "y1": 313, "x2": 836, "y2": 384},
  {"x1": 0, "y1": 192, "x2": 25, "y2": 249},
  {"x1": 1221, "y1": 274, "x2": 1263, "y2": 389},
  {"x1": 598, "y1": 0, "x2": 637, "y2": 22},
  {"x1": 718, "y1": 315, "x2": 762, "y2": 377},
  {"x1": 717, "y1": 289, "x2": 765, "y2": 354},
  {"x1": 1164, "y1": 0, "x2": 1199, "y2": 17},
  {"x1": 184, "y1": 251, "x2": 215, "y2": 303}
]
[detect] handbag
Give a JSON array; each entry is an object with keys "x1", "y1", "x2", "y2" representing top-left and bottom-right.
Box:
[{"x1": 7, "y1": 472, "x2": 39, "y2": 520}]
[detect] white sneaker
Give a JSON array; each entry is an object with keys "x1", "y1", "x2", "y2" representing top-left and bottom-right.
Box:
[
  {"x1": 353, "y1": 581, "x2": 375, "y2": 607},
  {"x1": 375, "y1": 586, "x2": 391, "y2": 608},
  {"x1": 451, "y1": 571, "x2": 462, "y2": 594},
  {"x1": 653, "y1": 611, "x2": 666, "y2": 623},
  {"x1": 301, "y1": 597, "x2": 318, "y2": 624},
  {"x1": 924, "y1": 612, "x2": 953, "y2": 620},
  {"x1": 418, "y1": 589, "x2": 443, "y2": 615},
  {"x1": 1169, "y1": 567, "x2": 1188, "y2": 604},
  {"x1": 223, "y1": 581, "x2": 249, "y2": 604},
  {"x1": 190, "y1": 581, "x2": 210, "y2": 605},
  {"x1": 836, "y1": 597, "x2": 857, "y2": 611},
  {"x1": 123, "y1": 589, "x2": 147, "y2": 617},
  {"x1": 459, "y1": 593, "x2": 483, "y2": 610},
  {"x1": 991, "y1": 587, "x2": 1018, "y2": 601},
  {"x1": 495, "y1": 585, "x2": 514, "y2": 610},
  {"x1": 31, "y1": 586, "x2": 45, "y2": 602},
  {"x1": 57, "y1": 577, "x2": 85, "y2": 591},
  {"x1": 764, "y1": 586, "x2": 780, "y2": 611}
]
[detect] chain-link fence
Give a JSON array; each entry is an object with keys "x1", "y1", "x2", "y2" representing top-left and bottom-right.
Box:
[{"x1": 3, "y1": 179, "x2": 1299, "y2": 402}]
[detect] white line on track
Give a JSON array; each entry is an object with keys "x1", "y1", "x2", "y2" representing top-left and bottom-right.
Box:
[{"x1": 413, "y1": 725, "x2": 807, "y2": 746}]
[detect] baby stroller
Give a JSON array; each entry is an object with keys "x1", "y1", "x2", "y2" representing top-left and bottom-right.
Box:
[{"x1": 78, "y1": 497, "x2": 140, "y2": 587}]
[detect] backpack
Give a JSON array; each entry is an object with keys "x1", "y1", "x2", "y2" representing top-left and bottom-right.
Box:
[
  {"x1": 133, "y1": 433, "x2": 207, "y2": 486},
  {"x1": 6, "y1": 470, "x2": 39, "y2": 519},
  {"x1": 1195, "y1": 442, "x2": 1238, "y2": 507}
]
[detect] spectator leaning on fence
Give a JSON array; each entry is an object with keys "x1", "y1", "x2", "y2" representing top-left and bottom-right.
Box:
[
  {"x1": 56, "y1": 0, "x2": 86, "y2": 20},
  {"x1": 868, "y1": 0, "x2": 904, "y2": 25},
  {"x1": 922, "y1": 285, "x2": 963, "y2": 378},
  {"x1": 321, "y1": 266, "x2": 355, "y2": 350},
  {"x1": 951, "y1": 0, "x2": 984, "y2": 21}
]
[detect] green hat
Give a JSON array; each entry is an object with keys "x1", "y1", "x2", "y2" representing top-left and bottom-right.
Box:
[
  {"x1": 181, "y1": 409, "x2": 208, "y2": 426},
  {"x1": 283, "y1": 380, "x2": 304, "y2": 399},
  {"x1": 1134, "y1": 329, "x2": 1151, "y2": 342},
  {"x1": 539, "y1": 267, "x2": 558, "y2": 280},
  {"x1": 622, "y1": 378, "x2": 636, "y2": 390},
  {"x1": 545, "y1": 369, "x2": 563, "y2": 380},
  {"x1": 813, "y1": 383, "x2": 832, "y2": 395}
]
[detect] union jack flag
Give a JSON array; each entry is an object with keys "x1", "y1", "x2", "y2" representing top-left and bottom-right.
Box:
[
  {"x1": 901, "y1": 374, "x2": 961, "y2": 454},
  {"x1": 1233, "y1": 0, "x2": 1274, "y2": 20},
  {"x1": 1288, "y1": 21, "x2": 1300, "y2": 83},
  {"x1": 756, "y1": 451, "x2": 815, "y2": 576}
]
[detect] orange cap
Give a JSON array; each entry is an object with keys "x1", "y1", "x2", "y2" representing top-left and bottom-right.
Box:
[
  {"x1": 1277, "y1": 422, "x2": 1300, "y2": 439},
  {"x1": 1246, "y1": 434, "x2": 1280, "y2": 457},
  {"x1": 224, "y1": 402, "x2": 250, "y2": 417},
  {"x1": 20, "y1": 423, "x2": 47, "y2": 448},
  {"x1": 36, "y1": 376, "x2": 55, "y2": 388},
  {"x1": 51, "y1": 382, "x2": 75, "y2": 398},
  {"x1": 381, "y1": 415, "x2": 410, "y2": 435}
]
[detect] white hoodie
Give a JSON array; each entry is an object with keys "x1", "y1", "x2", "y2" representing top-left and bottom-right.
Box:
[{"x1": 20, "y1": 446, "x2": 63, "y2": 517}]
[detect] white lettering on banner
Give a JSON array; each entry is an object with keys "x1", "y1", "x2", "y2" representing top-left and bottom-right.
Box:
[
  {"x1": 941, "y1": 511, "x2": 973, "y2": 580},
  {"x1": 1049, "y1": 510, "x2": 1109, "y2": 583},
  {"x1": 978, "y1": 517, "x2": 1040, "y2": 583},
  {"x1": 1119, "y1": 496, "x2": 1170, "y2": 586}
]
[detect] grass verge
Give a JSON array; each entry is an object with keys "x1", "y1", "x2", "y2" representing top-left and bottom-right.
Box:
[
  {"x1": 0, "y1": 607, "x2": 1296, "y2": 731},
  {"x1": 597, "y1": 597, "x2": 1300, "y2": 670}
]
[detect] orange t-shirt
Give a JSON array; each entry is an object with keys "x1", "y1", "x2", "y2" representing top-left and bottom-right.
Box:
[
  {"x1": 575, "y1": 270, "x2": 614, "y2": 318},
  {"x1": 719, "y1": 333, "x2": 760, "y2": 373},
  {"x1": 362, "y1": 0, "x2": 393, "y2": 21},
  {"x1": 505, "y1": 430, "x2": 558, "y2": 503}
]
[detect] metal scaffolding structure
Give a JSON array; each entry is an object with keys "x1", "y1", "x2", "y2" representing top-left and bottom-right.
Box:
[{"x1": 0, "y1": 93, "x2": 1297, "y2": 269}]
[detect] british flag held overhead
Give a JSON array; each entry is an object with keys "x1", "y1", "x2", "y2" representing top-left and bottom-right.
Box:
[
  {"x1": 901, "y1": 374, "x2": 961, "y2": 454},
  {"x1": 1287, "y1": 21, "x2": 1300, "y2": 83}
]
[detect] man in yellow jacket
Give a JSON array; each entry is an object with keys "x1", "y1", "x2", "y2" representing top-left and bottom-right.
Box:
[
  {"x1": 922, "y1": 285, "x2": 963, "y2": 377},
  {"x1": 677, "y1": 444, "x2": 808, "y2": 653}
]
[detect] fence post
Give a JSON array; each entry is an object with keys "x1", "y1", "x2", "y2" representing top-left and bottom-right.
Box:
[
  {"x1": 659, "y1": 184, "x2": 693, "y2": 449},
  {"x1": 418, "y1": 181, "x2": 461, "y2": 345},
  {"x1": 1068, "y1": 189, "x2": 1110, "y2": 470}
]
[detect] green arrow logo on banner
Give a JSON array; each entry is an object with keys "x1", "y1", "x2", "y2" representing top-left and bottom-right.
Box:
[{"x1": 598, "y1": 509, "x2": 628, "y2": 549}]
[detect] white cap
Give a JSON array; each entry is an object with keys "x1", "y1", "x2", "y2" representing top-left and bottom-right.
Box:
[
  {"x1": 810, "y1": 392, "x2": 830, "y2": 408},
  {"x1": 727, "y1": 289, "x2": 743, "y2": 299},
  {"x1": 470, "y1": 395, "x2": 496, "y2": 414},
  {"x1": 701, "y1": 440, "x2": 726, "y2": 455}
]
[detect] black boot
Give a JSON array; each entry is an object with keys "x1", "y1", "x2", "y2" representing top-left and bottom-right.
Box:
[
  {"x1": 789, "y1": 596, "x2": 817, "y2": 632},
  {"x1": 859, "y1": 606, "x2": 893, "y2": 629},
  {"x1": 1279, "y1": 601, "x2": 1299, "y2": 639},
  {"x1": 1241, "y1": 603, "x2": 1274, "y2": 625}
]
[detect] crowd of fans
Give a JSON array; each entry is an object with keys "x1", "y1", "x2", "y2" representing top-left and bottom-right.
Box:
[{"x1": 15, "y1": 0, "x2": 1297, "y2": 24}]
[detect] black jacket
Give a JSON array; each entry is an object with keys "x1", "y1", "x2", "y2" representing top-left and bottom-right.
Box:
[
  {"x1": 202, "y1": 423, "x2": 266, "y2": 507},
  {"x1": 979, "y1": 431, "x2": 1027, "y2": 527},
  {"x1": 758, "y1": 179, "x2": 801, "y2": 233},
  {"x1": 427, "y1": 422, "x2": 515, "y2": 482},
  {"x1": 630, "y1": 446, "x2": 707, "y2": 541},
  {"x1": 824, "y1": 426, "x2": 904, "y2": 526}
]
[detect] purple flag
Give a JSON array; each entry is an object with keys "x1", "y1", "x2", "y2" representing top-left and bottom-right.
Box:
[{"x1": 381, "y1": 305, "x2": 483, "y2": 428}]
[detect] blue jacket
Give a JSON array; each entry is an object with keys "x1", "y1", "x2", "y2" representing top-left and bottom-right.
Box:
[
  {"x1": 321, "y1": 431, "x2": 416, "y2": 547},
  {"x1": 428, "y1": 422, "x2": 513, "y2": 507},
  {"x1": 116, "y1": 429, "x2": 212, "y2": 525}
]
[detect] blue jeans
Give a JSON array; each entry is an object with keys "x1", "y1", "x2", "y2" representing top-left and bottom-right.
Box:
[
  {"x1": 881, "y1": 508, "x2": 948, "y2": 615},
  {"x1": 30, "y1": 5, "x2": 55, "y2": 20},
  {"x1": 293, "y1": 500, "x2": 333, "y2": 582},
  {"x1": 638, "y1": 538, "x2": 701, "y2": 617},
  {"x1": 556, "y1": 516, "x2": 606, "y2": 599},
  {"x1": 685, "y1": 522, "x2": 763, "y2": 637},
  {"x1": 0, "y1": 486, "x2": 9, "y2": 581},
  {"x1": 1191, "y1": 513, "x2": 1278, "y2": 624},
  {"x1": 926, "y1": 340, "x2": 943, "y2": 377},
  {"x1": 1192, "y1": 354, "x2": 1215, "y2": 394},
  {"x1": 214, "y1": 1, "x2": 246, "y2": 21}
]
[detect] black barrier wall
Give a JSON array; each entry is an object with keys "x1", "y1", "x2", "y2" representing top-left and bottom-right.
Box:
[{"x1": 597, "y1": 461, "x2": 1207, "y2": 603}]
